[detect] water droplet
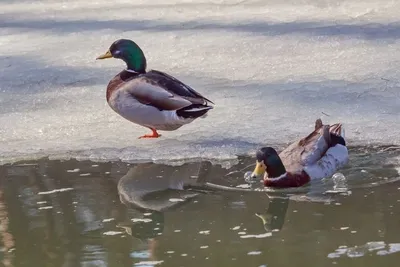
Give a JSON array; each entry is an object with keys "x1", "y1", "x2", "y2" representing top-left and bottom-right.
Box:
[
  {"x1": 332, "y1": 173, "x2": 347, "y2": 191},
  {"x1": 244, "y1": 171, "x2": 258, "y2": 184}
]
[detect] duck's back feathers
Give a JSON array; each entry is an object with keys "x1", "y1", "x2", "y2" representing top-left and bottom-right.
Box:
[
  {"x1": 278, "y1": 119, "x2": 347, "y2": 174},
  {"x1": 144, "y1": 70, "x2": 214, "y2": 105}
]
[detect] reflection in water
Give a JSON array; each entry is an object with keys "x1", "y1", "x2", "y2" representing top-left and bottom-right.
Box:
[
  {"x1": 117, "y1": 162, "x2": 209, "y2": 212},
  {"x1": 117, "y1": 211, "x2": 165, "y2": 265},
  {"x1": 0, "y1": 160, "x2": 131, "y2": 267},
  {"x1": 0, "y1": 145, "x2": 399, "y2": 266},
  {"x1": 116, "y1": 162, "x2": 218, "y2": 265},
  {"x1": 0, "y1": 180, "x2": 15, "y2": 267},
  {"x1": 255, "y1": 196, "x2": 289, "y2": 232}
]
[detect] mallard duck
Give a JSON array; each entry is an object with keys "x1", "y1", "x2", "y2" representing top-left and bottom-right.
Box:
[
  {"x1": 250, "y1": 119, "x2": 349, "y2": 188},
  {"x1": 96, "y1": 39, "x2": 214, "y2": 138}
]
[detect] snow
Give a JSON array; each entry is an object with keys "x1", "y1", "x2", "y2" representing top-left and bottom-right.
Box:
[{"x1": 1, "y1": 0, "x2": 400, "y2": 165}]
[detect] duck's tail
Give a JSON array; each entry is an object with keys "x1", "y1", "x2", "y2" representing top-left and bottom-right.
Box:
[
  {"x1": 176, "y1": 104, "x2": 213, "y2": 119},
  {"x1": 329, "y1": 123, "x2": 346, "y2": 147},
  {"x1": 315, "y1": 119, "x2": 346, "y2": 147}
]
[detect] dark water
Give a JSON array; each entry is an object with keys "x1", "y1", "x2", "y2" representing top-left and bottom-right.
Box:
[{"x1": 1, "y1": 146, "x2": 400, "y2": 267}]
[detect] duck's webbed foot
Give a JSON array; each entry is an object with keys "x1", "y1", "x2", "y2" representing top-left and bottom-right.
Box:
[{"x1": 138, "y1": 128, "x2": 161, "y2": 139}]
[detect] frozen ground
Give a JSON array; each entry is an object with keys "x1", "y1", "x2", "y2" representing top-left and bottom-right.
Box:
[{"x1": 1, "y1": 0, "x2": 400, "y2": 165}]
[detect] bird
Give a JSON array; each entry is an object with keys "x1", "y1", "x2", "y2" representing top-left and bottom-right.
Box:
[
  {"x1": 250, "y1": 118, "x2": 349, "y2": 188},
  {"x1": 96, "y1": 39, "x2": 214, "y2": 139}
]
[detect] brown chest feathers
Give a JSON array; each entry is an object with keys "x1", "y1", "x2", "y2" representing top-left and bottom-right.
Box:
[{"x1": 106, "y1": 70, "x2": 139, "y2": 101}]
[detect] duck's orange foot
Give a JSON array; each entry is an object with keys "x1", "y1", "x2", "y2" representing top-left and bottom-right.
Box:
[
  {"x1": 138, "y1": 134, "x2": 161, "y2": 139},
  {"x1": 138, "y1": 129, "x2": 161, "y2": 139}
]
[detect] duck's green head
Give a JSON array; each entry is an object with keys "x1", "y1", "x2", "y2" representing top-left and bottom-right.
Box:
[
  {"x1": 96, "y1": 39, "x2": 147, "y2": 73},
  {"x1": 251, "y1": 147, "x2": 286, "y2": 179}
]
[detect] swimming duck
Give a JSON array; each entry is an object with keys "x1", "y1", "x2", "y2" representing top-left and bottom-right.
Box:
[
  {"x1": 250, "y1": 119, "x2": 349, "y2": 188},
  {"x1": 96, "y1": 39, "x2": 214, "y2": 139}
]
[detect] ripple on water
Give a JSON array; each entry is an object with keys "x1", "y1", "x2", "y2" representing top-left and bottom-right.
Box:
[
  {"x1": 247, "y1": 251, "x2": 262, "y2": 255},
  {"x1": 130, "y1": 250, "x2": 150, "y2": 259},
  {"x1": 102, "y1": 231, "x2": 123, "y2": 236},
  {"x1": 328, "y1": 241, "x2": 400, "y2": 258},
  {"x1": 38, "y1": 188, "x2": 74, "y2": 195},
  {"x1": 134, "y1": 261, "x2": 164, "y2": 266},
  {"x1": 240, "y1": 233, "x2": 272, "y2": 239},
  {"x1": 199, "y1": 230, "x2": 210, "y2": 235}
]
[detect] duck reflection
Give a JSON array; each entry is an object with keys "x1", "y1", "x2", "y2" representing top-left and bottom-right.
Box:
[
  {"x1": 116, "y1": 161, "x2": 214, "y2": 263},
  {"x1": 255, "y1": 195, "x2": 289, "y2": 233},
  {"x1": 117, "y1": 162, "x2": 213, "y2": 212},
  {"x1": 254, "y1": 190, "x2": 338, "y2": 234},
  {"x1": 116, "y1": 211, "x2": 165, "y2": 263}
]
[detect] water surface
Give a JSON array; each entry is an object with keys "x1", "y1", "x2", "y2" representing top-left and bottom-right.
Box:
[{"x1": 1, "y1": 146, "x2": 400, "y2": 266}]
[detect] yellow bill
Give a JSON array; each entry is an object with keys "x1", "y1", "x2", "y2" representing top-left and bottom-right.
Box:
[
  {"x1": 96, "y1": 50, "x2": 112, "y2": 60},
  {"x1": 251, "y1": 161, "x2": 266, "y2": 178}
]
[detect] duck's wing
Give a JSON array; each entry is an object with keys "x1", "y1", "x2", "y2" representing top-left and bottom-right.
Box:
[
  {"x1": 280, "y1": 119, "x2": 346, "y2": 171},
  {"x1": 299, "y1": 120, "x2": 347, "y2": 164},
  {"x1": 121, "y1": 77, "x2": 195, "y2": 111},
  {"x1": 314, "y1": 119, "x2": 345, "y2": 146},
  {"x1": 145, "y1": 70, "x2": 214, "y2": 105},
  {"x1": 303, "y1": 142, "x2": 349, "y2": 180},
  {"x1": 278, "y1": 122, "x2": 327, "y2": 172}
]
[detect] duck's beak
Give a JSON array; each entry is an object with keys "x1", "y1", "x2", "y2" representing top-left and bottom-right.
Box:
[
  {"x1": 251, "y1": 161, "x2": 266, "y2": 179},
  {"x1": 255, "y1": 213, "x2": 269, "y2": 225},
  {"x1": 96, "y1": 50, "x2": 112, "y2": 60}
]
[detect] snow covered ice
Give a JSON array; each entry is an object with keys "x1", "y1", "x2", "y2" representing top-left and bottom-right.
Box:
[{"x1": 1, "y1": 0, "x2": 400, "y2": 165}]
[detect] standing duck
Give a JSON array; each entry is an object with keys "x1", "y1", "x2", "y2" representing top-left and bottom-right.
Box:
[
  {"x1": 250, "y1": 119, "x2": 349, "y2": 188},
  {"x1": 96, "y1": 39, "x2": 214, "y2": 139}
]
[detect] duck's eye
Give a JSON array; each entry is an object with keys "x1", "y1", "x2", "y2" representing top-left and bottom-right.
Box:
[{"x1": 114, "y1": 50, "x2": 121, "y2": 56}]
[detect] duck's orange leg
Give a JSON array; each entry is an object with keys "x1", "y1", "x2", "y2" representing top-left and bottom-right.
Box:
[{"x1": 138, "y1": 128, "x2": 161, "y2": 139}]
